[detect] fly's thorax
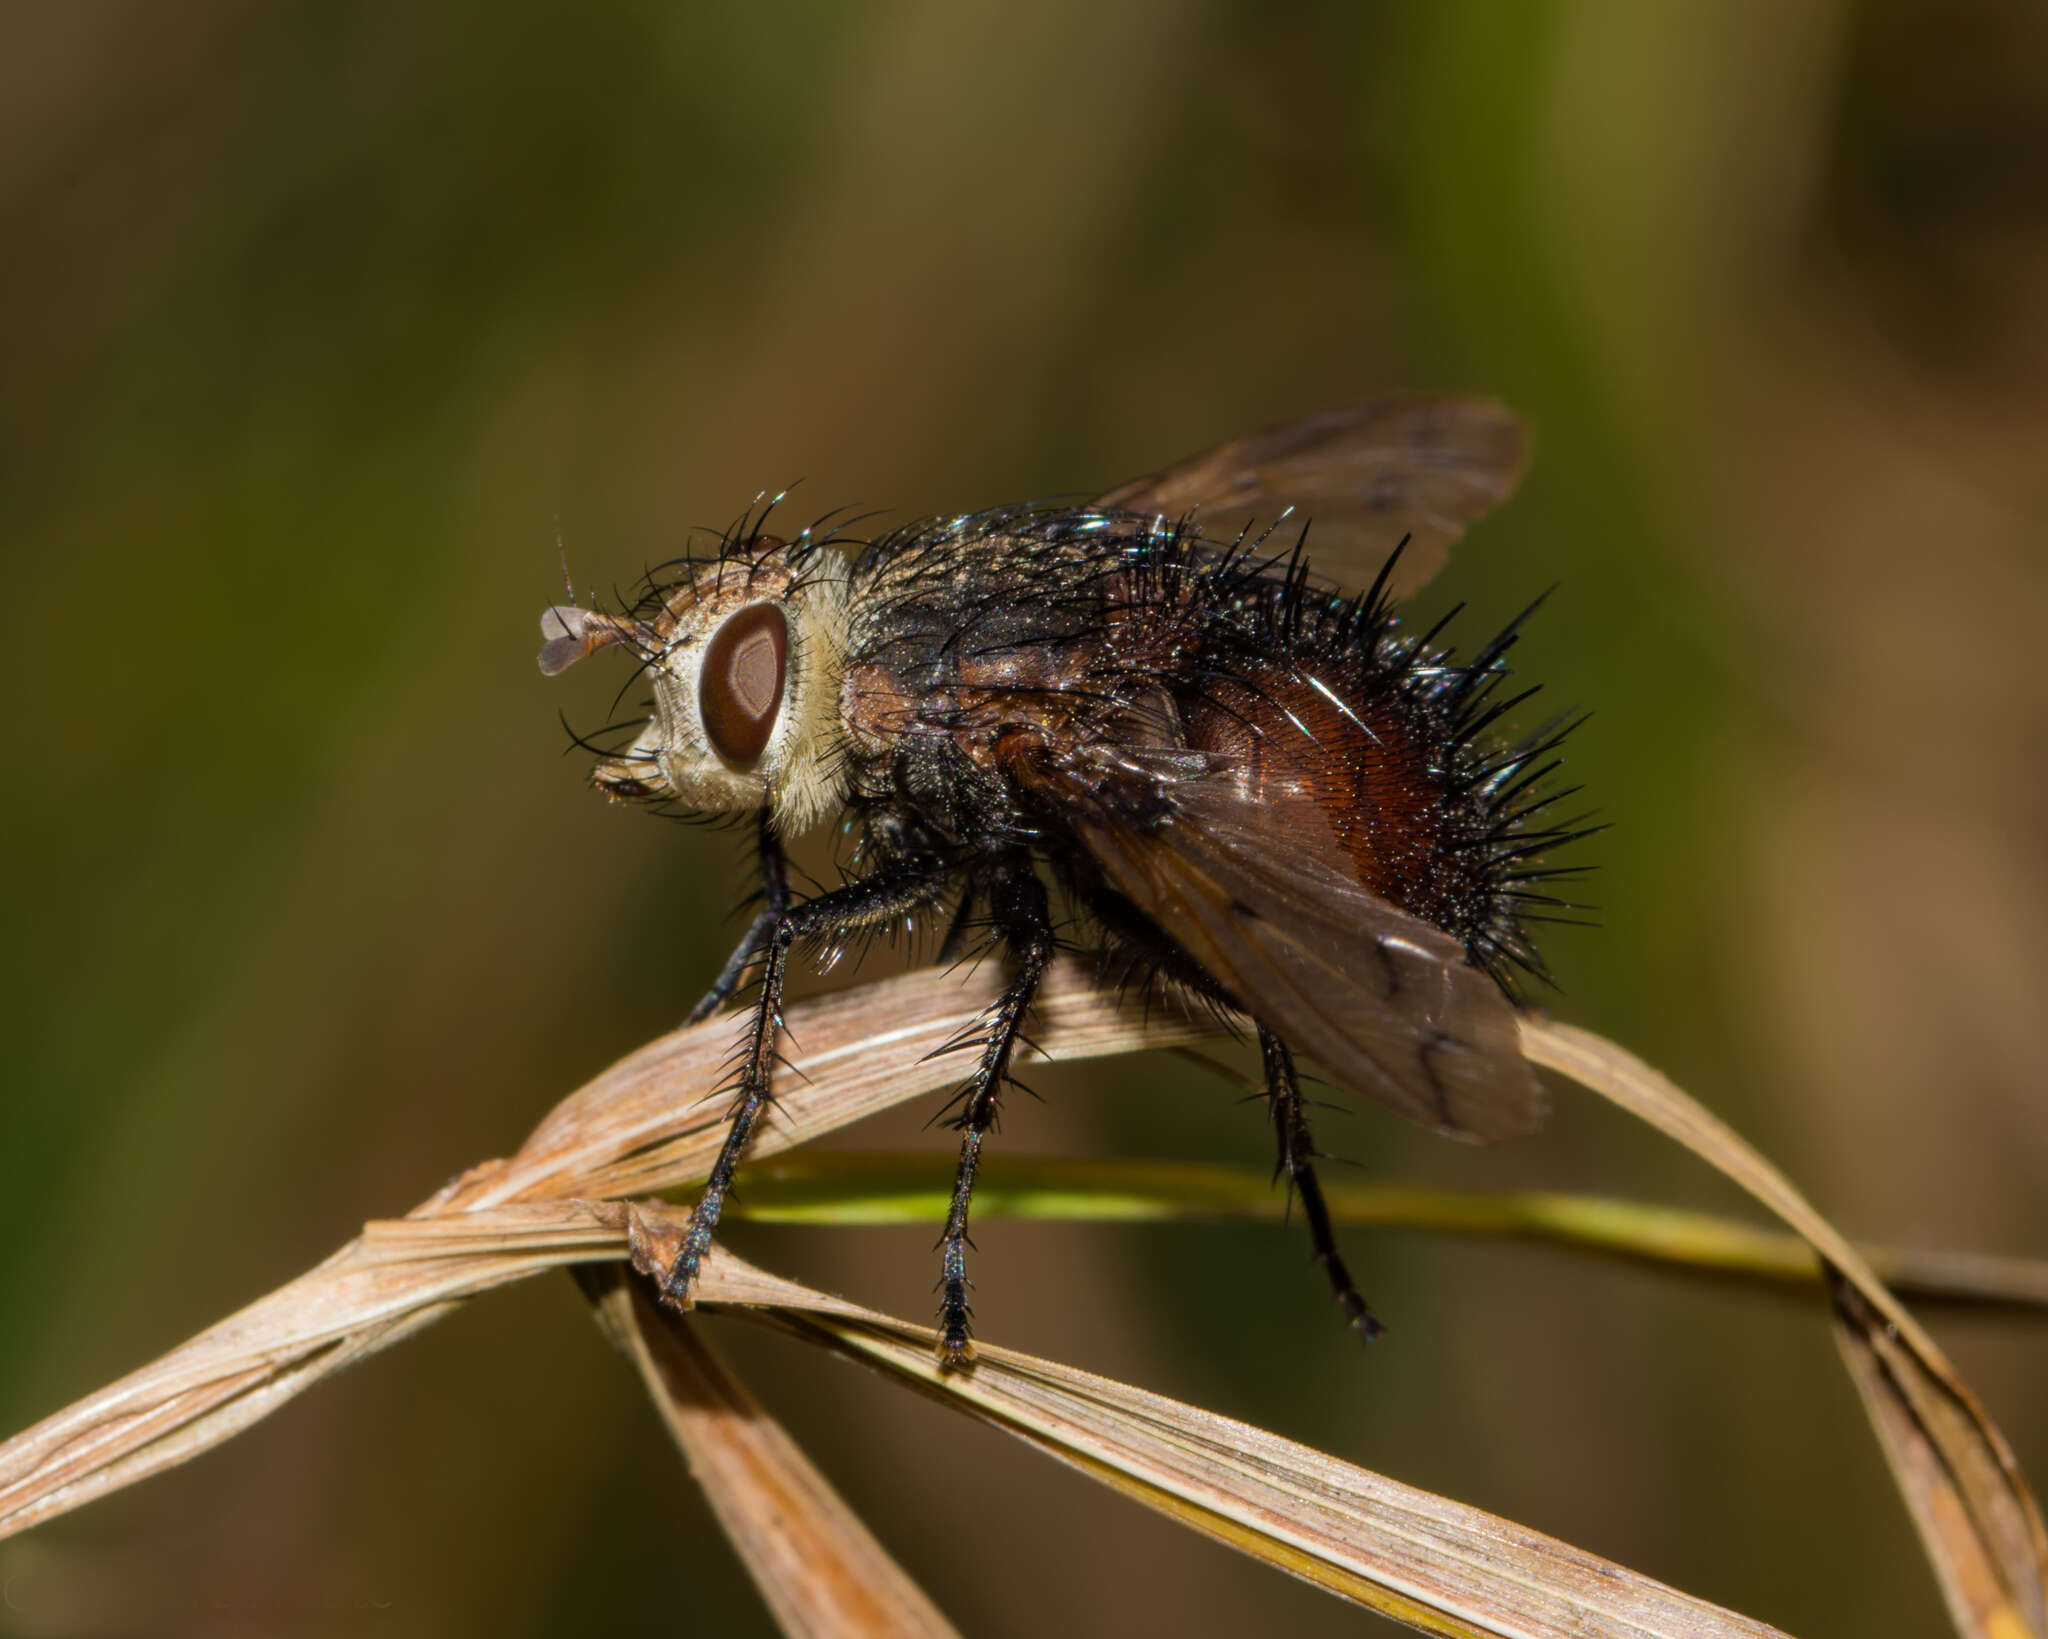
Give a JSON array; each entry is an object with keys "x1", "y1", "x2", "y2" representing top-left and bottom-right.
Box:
[{"x1": 538, "y1": 541, "x2": 855, "y2": 836}]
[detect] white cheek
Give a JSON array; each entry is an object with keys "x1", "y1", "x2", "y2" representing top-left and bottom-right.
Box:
[
  {"x1": 647, "y1": 661, "x2": 769, "y2": 809},
  {"x1": 665, "y1": 757, "x2": 766, "y2": 811},
  {"x1": 763, "y1": 571, "x2": 854, "y2": 836}
]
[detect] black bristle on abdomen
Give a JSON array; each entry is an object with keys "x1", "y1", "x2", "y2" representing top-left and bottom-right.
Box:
[{"x1": 1193, "y1": 544, "x2": 1593, "y2": 997}]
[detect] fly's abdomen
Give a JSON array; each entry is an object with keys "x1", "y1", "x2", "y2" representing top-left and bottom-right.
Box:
[{"x1": 1182, "y1": 661, "x2": 1490, "y2": 943}]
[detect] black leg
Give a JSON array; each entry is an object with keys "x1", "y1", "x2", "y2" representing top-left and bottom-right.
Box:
[
  {"x1": 937, "y1": 864, "x2": 1054, "y2": 1370},
  {"x1": 1259, "y1": 1024, "x2": 1383, "y2": 1342},
  {"x1": 933, "y1": 878, "x2": 981, "y2": 966},
  {"x1": 656, "y1": 861, "x2": 958, "y2": 1309},
  {"x1": 685, "y1": 812, "x2": 789, "y2": 1026}
]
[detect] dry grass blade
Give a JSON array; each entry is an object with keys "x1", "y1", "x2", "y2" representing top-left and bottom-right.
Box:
[
  {"x1": 609, "y1": 1213, "x2": 1788, "y2": 1639},
  {"x1": 0, "y1": 961, "x2": 2037, "y2": 1639},
  {"x1": 449, "y1": 957, "x2": 1211, "y2": 1210},
  {"x1": 359, "y1": 1202, "x2": 1798, "y2": 1638},
  {"x1": 582, "y1": 1269, "x2": 961, "y2": 1639},
  {"x1": 0, "y1": 959, "x2": 1202, "y2": 1540},
  {"x1": 1520, "y1": 1018, "x2": 2048, "y2": 1639},
  {"x1": 1833, "y1": 1278, "x2": 2047, "y2": 1639}
]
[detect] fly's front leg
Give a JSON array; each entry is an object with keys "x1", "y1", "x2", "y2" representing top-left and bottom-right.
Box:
[
  {"x1": 1260, "y1": 1024, "x2": 1383, "y2": 1342},
  {"x1": 685, "y1": 811, "x2": 789, "y2": 1026},
  {"x1": 937, "y1": 863, "x2": 1054, "y2": 1370},
  {"x1": 656, "y1": 862, "x2": 957, "y2": 1309}
]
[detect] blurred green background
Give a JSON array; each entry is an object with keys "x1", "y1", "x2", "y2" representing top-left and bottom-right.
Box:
[{"x1": 3, "y1": 2, "x2": 2044, "y2": 1634}]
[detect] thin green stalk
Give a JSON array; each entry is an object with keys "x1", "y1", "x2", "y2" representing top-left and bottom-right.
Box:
[{"x1": 721, "y1": 1153, "x2": 2048, "y2": 1315}]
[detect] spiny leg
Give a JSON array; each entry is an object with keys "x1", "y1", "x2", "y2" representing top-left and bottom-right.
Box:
[
  {"x1": 933, "y1": 877, "x2": 981, "y2": 966},
  {"x1": 685, "y1": 811, "x2": 789, "y2": 1026},
  {"x1": 1259, "y1": 1024, "x2": 1383, "y2": 1342},
  {"x1": 937, "y1": 863, "x2": 1054, "y2": 1370},
  {"x1": 656, "y1": 862, "x2": 956, "y2": 1309}
]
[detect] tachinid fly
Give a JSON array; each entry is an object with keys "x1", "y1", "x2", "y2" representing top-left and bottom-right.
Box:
[{"x1": 539, "y1": 396, "x2": 1590, "y2": 1367}]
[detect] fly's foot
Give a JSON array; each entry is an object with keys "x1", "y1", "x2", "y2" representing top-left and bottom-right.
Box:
[
  {"x1": 937, "y1": 1327, "x2": 976, "y2": 1373},
  {"x1": 656, "y1": 1249, "x2": 702, "y2": 1312},
  {"x1": 936, "y1": 1267, "x2": 980, "y2": 1371},
  {"x1": 656, "y1": 1202, "x2": 720, "y2": 1310},
  {"x1": 624, "y1": 1199, "x2": 713, "y2": 1311}
]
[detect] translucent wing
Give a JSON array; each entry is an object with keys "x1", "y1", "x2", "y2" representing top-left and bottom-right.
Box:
[
  {"x1": 1013, "y1": 745, "x2": 1546, "y2": 1141},
  {"x1": 1093, "y1": 396, "x2": 1528, "y2": 600}
]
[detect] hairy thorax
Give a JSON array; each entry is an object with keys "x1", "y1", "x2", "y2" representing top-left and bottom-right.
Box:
[{"x1": 838, "y1": 524, "x2": 1197, "y2": 844}]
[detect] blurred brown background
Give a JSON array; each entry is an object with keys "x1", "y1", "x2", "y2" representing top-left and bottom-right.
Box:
[{"x1": 3, "y1": 2, "x2": 2045, "y2": 1634}]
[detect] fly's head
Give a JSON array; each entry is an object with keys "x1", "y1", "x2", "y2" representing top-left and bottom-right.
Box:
[{"x1": 538, "y1": 533, "x2": 854, "y2": 836}]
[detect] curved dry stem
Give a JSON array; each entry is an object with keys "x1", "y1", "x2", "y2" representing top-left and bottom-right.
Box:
[
  {"x1": 1520, "y1": 1018, "x2": 2048, "y2": 1639},
  {"x1": 640, "y1": 1213, "x2": 1797, "y2": 1639},
  {"x1": 583, "y1": 1269, "x2": 962, "y2": 1638},
  {"x1": 0, "y1": 958, "x2": 1196, "y2": 1540},
  {"x1": 0, "y1": 962, "x2": 2039, "y2": 1639}
]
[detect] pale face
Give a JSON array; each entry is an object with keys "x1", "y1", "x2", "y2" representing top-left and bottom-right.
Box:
[{"x1": 538, "y1": 541, "x2": 854, "y2": 836}]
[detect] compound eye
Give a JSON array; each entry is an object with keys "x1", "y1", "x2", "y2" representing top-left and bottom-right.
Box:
[{"x1": 699, "y1": 603, "x2": 788, "y2": 767}]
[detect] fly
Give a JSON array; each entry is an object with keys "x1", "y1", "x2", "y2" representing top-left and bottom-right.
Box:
[{"x1": 539, "y1": 395, "x2": 1592, "y2": 1367}]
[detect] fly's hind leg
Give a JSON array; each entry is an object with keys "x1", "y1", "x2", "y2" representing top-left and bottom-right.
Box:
[
  {"x1": 1259, "y1": 1024, "x2": 1384, "y2": 1342},
  {"x1": 936, "y1": 862, "x2": 1054, "y2": 1370},
  {"x1": 654, "y1": 861, "x2": 955, "y2": 1310}
]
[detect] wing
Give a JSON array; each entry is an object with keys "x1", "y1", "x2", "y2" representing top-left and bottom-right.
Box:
[
  {"x1": 1015, "y1": 745, "x2": 1545, "y2": 1141},
  {"x1": 1093, "y1": 396, "x2": 1528, "y2": 601}
]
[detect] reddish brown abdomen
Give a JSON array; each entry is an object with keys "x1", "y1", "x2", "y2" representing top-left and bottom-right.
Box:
[{"x1": 1184, "y1": 662, "x2": 1484, "y2": 940}]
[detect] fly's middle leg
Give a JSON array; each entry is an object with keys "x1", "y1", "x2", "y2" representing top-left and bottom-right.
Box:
[{"x1": 936, "y1": 863, "x2": 1053, "y2": 1370}]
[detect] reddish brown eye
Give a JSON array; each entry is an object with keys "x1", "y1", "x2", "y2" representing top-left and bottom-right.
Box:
[{"x1": 699, "y1": 603, "x2": 788, "y2": 766}]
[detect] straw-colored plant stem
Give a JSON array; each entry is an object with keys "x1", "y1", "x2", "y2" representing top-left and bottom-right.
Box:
[
  {"x1": 582, "y1": 1267, "x2": 962, "y2": 1638},
  {"x1": 0, "y1": 958, "x2": 2040, "y2": 1638}
]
